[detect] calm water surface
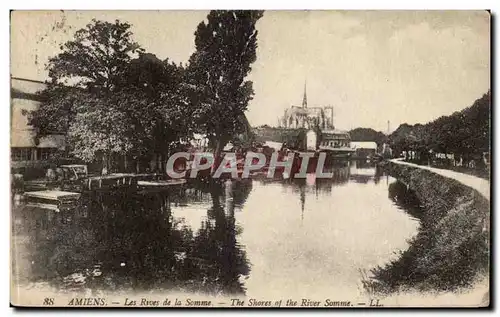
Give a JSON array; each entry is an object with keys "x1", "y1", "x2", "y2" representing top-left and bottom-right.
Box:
[
  {"x1": 169, "y1": 161, "x2": 419, "y2": 297},
  {"x1": 13, "y1": 161, "x2": 420, "y2": 297}
]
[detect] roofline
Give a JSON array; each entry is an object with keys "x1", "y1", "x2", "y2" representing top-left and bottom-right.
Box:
[
  {"x1": 11, "y1": 90, "x2": 44, "y2": 101},
  {"x1": 11, "y1": 76, "x2": 79, "y2": 91},
  {"x1": 11, "y1": 76, "x2": 46, "y2": 84},
  {"x1": 322, "y1": 130, "x2": 349, "y2": 134}
]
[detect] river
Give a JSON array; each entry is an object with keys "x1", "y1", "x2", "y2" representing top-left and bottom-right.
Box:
[{"x1": 12, "y1": 160, "x2": 420, "y2": 298}]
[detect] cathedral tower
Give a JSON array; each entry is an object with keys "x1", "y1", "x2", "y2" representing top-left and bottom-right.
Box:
[{"x1": 302, "y1": 81, "x2": 307, "y2": 108}]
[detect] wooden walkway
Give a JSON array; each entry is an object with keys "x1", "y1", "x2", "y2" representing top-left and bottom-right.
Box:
[
  {"x1": 23, "y1": 190, "x2": 82, "y2": 212},
  {"x1": 390, "y1": 159, "x2": 490, "y2": 200}
]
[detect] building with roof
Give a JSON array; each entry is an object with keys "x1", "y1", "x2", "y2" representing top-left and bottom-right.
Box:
[
  {"x1": 279, "y1": 83, "x2": 334, "y2": 130},
  {"x1": 11, "y1": 77, "x2": 65, "y2": 170},
  {"x1": 319, "y1": 129, "x2": 351, "y2": 148},
  {"x1": 350, "y1": 141, "x2": 378, "y2": 158}
]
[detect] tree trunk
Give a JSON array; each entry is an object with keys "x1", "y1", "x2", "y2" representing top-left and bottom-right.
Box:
[
  {"x1": 124, "y1": 155, "x2": 129, "y2": 172},
  {"x1": 101, "y1": 153, "x2": 109, "y2": 175},
  {"x1": 160, "y1": 153, "x2": 165, "y2": 174},
  {"x1": 209, "y1": 182, "x2": 222, "y2": 210},
  {"x1": 155, "y1": 153, "x2": 160, "y2": 172},
  {"x1": 157, "y1": 153, "x2": 162, "y2": 174},
  {"x1": 213, "y1": 138, "x2": 223, "y2": 176}
]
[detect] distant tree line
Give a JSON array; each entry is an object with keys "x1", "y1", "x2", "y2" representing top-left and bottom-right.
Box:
[
  {"x1": 28, "y1": 11, "x2": 263, "y2": 174},
  {"x1": 389, "y1": 90, "x2": 490, "y2": 161},
  {"x1": 251, "y1": 126, "x2": 311, "y2": 150},
  {"x1": 348, "y1": 128, "x2": 387, "y2": 147}
]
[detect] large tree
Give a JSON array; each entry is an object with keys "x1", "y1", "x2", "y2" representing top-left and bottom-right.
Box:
[
  {"x1": 30, "y1": 19, "x2": 145, "y2": 173},
  {"x1": 28, "y1": 83, "x2": 86, "y2": 139},
  {"x1": 186, "y1": 10, "x2": 264, "y2": 162},
  {"x1": 67, "y1": 94, "x2": 135, "y2": 164},
  {"x1": 29, "y1": 19, "x2": 188, "y2": 173},
  {"x1": 389, "y1": 90, "x2": 490, "y2": 160},
  {"x1": 47, "y1": 19, "x2": 143, "y2": 91},
  {"x1": 120, "y1": 53, "x2": 190, "y2": 171}
]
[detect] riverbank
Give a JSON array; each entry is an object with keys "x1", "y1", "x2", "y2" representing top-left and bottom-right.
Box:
[
  {"x1": 389, "y1": 159, "x2": 490, "y2": 200},
  {"x1": 366, "y1": 160, "x2": 490, "y2": 299}
]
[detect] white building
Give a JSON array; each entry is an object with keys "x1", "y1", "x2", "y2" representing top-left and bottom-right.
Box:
[
  {"x1": 11, "y1": 77, "x2": 65, "y2": 169},
  {"x1": 350, "y1": 141, "x2": 378, "y2": 158}
]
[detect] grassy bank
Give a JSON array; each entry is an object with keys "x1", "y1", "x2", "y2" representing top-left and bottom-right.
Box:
[
  {"x1": 402, "y1": 159, "x2": 490, "y2": 180},
  {"x1": 366, "y1": 163, "x2": 490, "y2": 294}
]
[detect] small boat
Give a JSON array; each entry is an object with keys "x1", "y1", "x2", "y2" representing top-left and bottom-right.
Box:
[
  {"x1": 23, "y1": 190, "x2": 81, "y2": 212},
  {"x1": 60, "y1": 164, "x2": 88, "y2": 179},
  {"x1": 318, "y1": 146, "x2": 355, "y2": 159},
  {"x1": 137, "y1": 179, "x2": 187, "y2": 188}
]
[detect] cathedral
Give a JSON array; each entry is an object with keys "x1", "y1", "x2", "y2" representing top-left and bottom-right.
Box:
[{"x1": 280, "y1": 83, "x2": 335, "y2": 130}]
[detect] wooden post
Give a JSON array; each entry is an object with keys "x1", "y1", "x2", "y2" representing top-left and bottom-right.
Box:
[
  {"x1": 224, "y1": 179, "x2": 235, "y2": 218},
  {"x1": 159, "y1": 153, "x2": 164, "y2": 174},
  {"x1": 124, "y1": 155, "x2": 129, "y2": 172}
]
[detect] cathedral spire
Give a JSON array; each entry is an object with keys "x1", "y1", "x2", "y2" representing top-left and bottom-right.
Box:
[{"x1": 302, "y1": 80, "x2": 308, "y2": 108}]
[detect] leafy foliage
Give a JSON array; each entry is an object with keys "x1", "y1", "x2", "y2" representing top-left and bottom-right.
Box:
[
  {"x1": 28, "y1": 83, "x2": 86, "y2": 138},
  {"x1": 29, "y1": 20, "x2": 189, "y2": 169},
  {"x1": 389, "y1": 90, "x2": 491, "y2": 156},
  {"x1": 29, "y1": 13, "x2": 263, "y2": 171},
  {"x1": 348, "y1": 128, "x2": 387, "y2": 147},
  {"x1": 119, "y1": 53, "x2": 190, "y2": 158},
  {"x1": 48, "y1": 19, "x2": 144, "y2": 91},
  {"x1": 67, "y1": 94, "x2": 137, "y2": 162},
  {"x1": 186, "y1": 10, "x2": 264, "y2": 154}
]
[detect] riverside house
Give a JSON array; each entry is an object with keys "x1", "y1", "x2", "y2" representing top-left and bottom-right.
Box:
[{"x1": 10, "y1": 77, "x2": 65, "y2": 175}]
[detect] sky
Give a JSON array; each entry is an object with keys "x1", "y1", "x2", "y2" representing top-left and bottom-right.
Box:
[{"x1": 11, "y1": 10, "x2": 490, "y2": 132}]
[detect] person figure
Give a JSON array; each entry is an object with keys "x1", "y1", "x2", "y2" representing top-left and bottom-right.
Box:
[
  {"x1": 46, "y1": 167, "x2": 57, "y2": 181},
  {"x1": 11, "y1": 171, "x2": 24, "y2": 206}
]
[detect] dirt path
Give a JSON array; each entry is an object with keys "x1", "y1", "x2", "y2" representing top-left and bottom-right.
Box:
[{"x1": 390, "y1": 159, "x2": 490, "y2": 200}]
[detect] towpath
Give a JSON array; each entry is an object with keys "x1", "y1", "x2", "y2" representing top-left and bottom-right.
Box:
[{"x1": 390, "y1": 159, "x2": 490, "y2": 201}]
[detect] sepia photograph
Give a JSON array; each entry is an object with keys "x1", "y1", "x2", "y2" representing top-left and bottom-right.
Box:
[{"x1": 9, "y1": 9, "x2": 490, "y2": 308}]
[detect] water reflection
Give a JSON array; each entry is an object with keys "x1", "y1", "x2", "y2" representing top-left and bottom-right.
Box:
[
  {"x1": 349, "y1": 160, "x2": 384, "y2": 184},
  {"x1": 387, "y1": 180, "x2": 424, "y2": 220},
  {"x1": 368, "y1": 176, "x2": 488, "y2": 293},
  {"x1": 14, "y1": 161, "x2": 420, "y2": 297},
  {"x1": 188, "y1": 181, "x2": 250, "y2": 295},
  {"x1": 16, "y1": 179, "x2": 252, "y2": 296}
]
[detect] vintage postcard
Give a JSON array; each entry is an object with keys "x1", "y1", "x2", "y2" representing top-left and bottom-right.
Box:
[{"x1": 10, "y1": 10, "x2": 490, "y2": 308}]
